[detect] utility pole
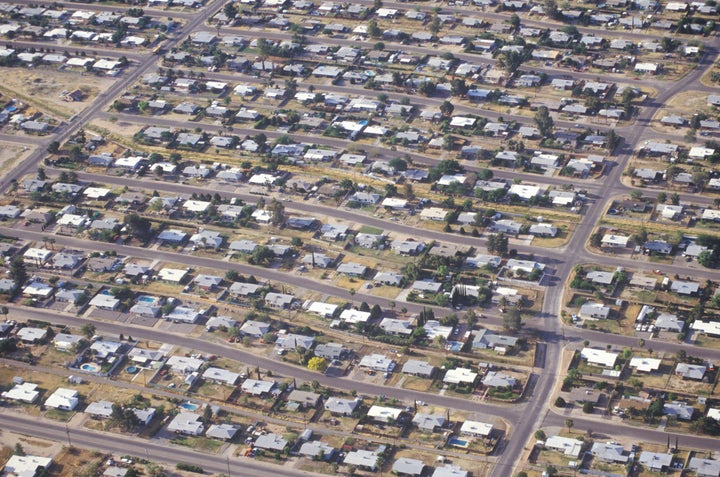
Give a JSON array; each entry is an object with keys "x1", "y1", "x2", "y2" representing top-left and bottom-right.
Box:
[
  {"x1": 226, "y1": 455, "x2": 231, "y2": 477},
  {"x1": 65, "y1": 424, "x2": 71, "y2": 447}
]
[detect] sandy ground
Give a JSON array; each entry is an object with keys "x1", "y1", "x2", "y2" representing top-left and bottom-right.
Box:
[
  {"x1": 0, "y1": 68, "x2": 116, "y2": 118},
  {"x1": 0, "y1": 429, "x2": 63, "y2": 458},
  {"x1": 0, "y1": 140, "x2": 34, "y2": 175}
]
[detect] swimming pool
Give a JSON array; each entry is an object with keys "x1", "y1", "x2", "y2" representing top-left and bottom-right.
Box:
[
  {"x1": 448, "y1": 438, "x2": 470, "y2": 448},
  {"x1": 81, "y1": 363, "x2": 101, "y2": 373},
  {"x1": 180, "y1": 402, "x2": 199, "y2": 411},
  {"x1": 137, "y1": 295, "x2": 157, "y2": 303}
]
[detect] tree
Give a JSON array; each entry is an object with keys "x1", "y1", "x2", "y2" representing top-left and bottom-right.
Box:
[
  {"x1": 534, "y1": 106, "x2": 554, "y2": 137},
  {"x1": 366, "y1": 20, "x2": 380, "y2": 38},
  {"x1": 582, "y1": 401, "x2": 594, "y2": 413},
  {"x1": 670, "y1": 192, "x2": 680, "y2": 205},
  {"x1": 81, "y1": 323, "x2": 96, "y2": 338},
  {"x1": 9, "y1": 256, "x2": 27, "y2": 285},
  {"x1": 47, "y1": 141, "x2": 60, "y2": 154},
  {"x1": 657, "y1": 192, "x2": 667, "y2": 203},
  {"x1": 534, "y1": 430, "x2": 546, "y2": 440},
  {"x1": 124, "y1": 213, "x2": 152, "y2": 242},
  {"x1": 203, "y1": 404, "x2": 213, "y2": 422},
  {"x1": 502, "y1": 309, "x2": 523, "y2": 332},
  {"x1": 417, "y1": 81, "x2": 437, "y2": 97},
  {"x1": 607, "y1": 129, "x2": 621, "y2": 153},
  {"x1": 486, "y1": 233, "x2": 509, "y2": 255},
  {"x1": 440, "y1": 100, "x2": 454, "y2": 117},
  {"x1": 565, "y1": 418, "x2": 574, "y2": 432},
  {"x1": 307, "y1": 357, "x2": 328, "y2": 372}
]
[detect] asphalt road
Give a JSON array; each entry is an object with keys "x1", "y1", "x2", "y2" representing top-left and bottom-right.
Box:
[
  {"x1": 2, "y1": 0, "x2": 720, "y2": 472},
  {"x1": 0, "y1": 412, "x2": 322, "y2": 477}
]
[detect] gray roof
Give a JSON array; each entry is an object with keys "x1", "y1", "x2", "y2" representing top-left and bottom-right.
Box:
[
  {"x1": 392, "y1": 457, "x2": 426, "y2": 476},
  {"x1": 324, "y1": 397, "x2": 360, "y2": 415},
  {"x1": 638, "y1": 452, "x2": 673, "y2": 471},
  {"x1": 206, "y1": 423, "x2": 238, "y2": 440},
  {"x1": 299, "y1": 441, "x2": 335, "y2": 460},
  {"x1": 591, "y1": 442, "x2": 628, "y2": 463},
  {"x1": 402, "y1": 359, "x2": 435, "y2": 377},
  {"x1": 412, "y1": 413, "x2": 446, "y2": 430},
  {"x1": 689, "y1": 457, "x2": 720, "y2": 477},
  {"x1": 663, "y1": 401, "x2": 695, "y2": 420},
  {"x1": 254, "y1": 433, "x2": 288, "y2": 451}
]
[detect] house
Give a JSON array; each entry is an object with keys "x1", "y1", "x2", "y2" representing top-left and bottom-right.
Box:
[
  {"x1": 670, "y1": 280, "x2": 700, "y2": 295},
  {"x1": 167, "y1": 412, "x2": 204, "y2": 435},
  {"x1": 692, "y1": 320, "x2": 720, "y2": 337},
  {"x1": 638, "y1": 452, "x2": 673, "y2": 471},
  {"x1": 344, "y1": 450, "x2": 380, "y2": 471},
  {"x1": 254, "y1": 433, "x2": 289, "y2": 452},
  {"x1": 367, "y1": 405, "x2": 403, "y2": 423},
  {"x1": 314, "y1": 343, "x2": 347, "y2": 360},
  {"x1": 545, "y1": 436, "x2": 583, "y2": 458},
  {"x1": 4, "y1": 455, "x2": 53, "y2": 477},
  {"x1": 373, "y1": 272, "x2": 403, "y2": 286},
  {"x1": 163, "y1": 306, "x2": 201, "y2": 324},
  {"x1": 391, "y1": 240, "x2": 424, "y2": 255},
  {"x1": 325, "y1": 397, "x2": 360, "y2": 416},
  {"x1": 206, "y1": 424, "x2": 239, "y2": 440},
  {"x1": 359, "y1": 354, "x2": 395, "y2": 372},
  {"x1": 393, "y1": 458, "x2": 426, "y2": 477},
  {"x1": 2, "y1": 382, "x2": 40, "y2": 403},
  {"x1": 643, "y1": 240, "x2": 673, "y2": 255},
  {"x1": 53, "y1": 333, "x2": 84, "y2": 352},
  {"x1": 166, "y1": 355, "x2": 204, "y2": 374},
  {"x1": 411, "y1": 280, "x2": 443, "y2": 294},
  {"x1": 287, "y1": 390, "x2": 321, "y2": 409},
  {"x1": 472, "y1": 329, "x2": 518, "y2": 350},
  {"x1": 16, "y1": 327, "x2": 48, "y2": 343},
  {"x1": 193, "y1": 274, "x2": 222, "y2": 291},
  {"x1": 202, "y1": 367, "x2": 240, "y2": 386},
  {"x1": 228, "y1": 282, "x2": 264, "y2": 297},
  {"x1": 90, "y1": 340, "x2": 122, "y2": 359},
  {"x1": 586, "y1": 271, "x2": 614, "y2": 285},
  {"x1": 379, "y1": 318, "x2": 413, "y2": 336},
  {"x1": 23, "y1": 248, "x2": 52, "y2": 265},
  {"x1": 591, "y1": 442, "x2": 628, "y2": 463},
  {"x1": 688, "y1": 457, "x2": 720, "y2": 477},
  {"x1": 675, "y1": 362, "x2": 706, "y2": 380},
  {"x1": 580, "y1": 348, "x2": 617, "y2": 368},
  {"x1": 241, "y1": 379, "x2": 275, "y2": 396},
  {"x1": 629, "y1": 357, "x2": 661, "y2": 373},
  {"x1": 265, "y1": 293, "x2": 295, "y2": 309},
  {"x1": 482, "y1": 371, "x2": 517, "y2": 388},
  {"x1": 45, "y1": 387, "x2": 79, "y2": 411},
  {"x1": 444, "y1": 368, "x2": 477, "y2": 384},
  {"x1": 402, "y1": 360, "x2": 436, "y2": 378},
  {"x1": 85, "y1": 400, "x2": 114, "y2": 419},
  {"x1": 158, "y1": 268, "x2": 188, "y2": 283},
  {"x1": 23, "y1": 281, "x2": 54, "y2": 299},
  {"x1": 664, "y1": 401, "x2": 695, "y2": 420},
  {"x1": 578, "y1": 302, "x2": 610, "y2": 320},
  {"x1": 413, "y1": 413, "x2": 446, "y2": 432},
  {"x1": 189, "y1": 230, "x2": 223, "y2": 249},
  {"x1": 276, "y1": 333, "x2": 314, "y2": 350},
  {"x1": 654, "y1": 314, "x2": 684, "y2": 332},
  {"x1": 89, "y1": 293, "x2": 120, "y2": 311},
  {"x1": 433, "y1": 466, "x2": 468, "y2": 477},
  {"x1": 601, "y1": 234, "x2": 630, "y2": 248},
  {"x1": 299, "y1": 440, "x2": 336, "y2": 461}
]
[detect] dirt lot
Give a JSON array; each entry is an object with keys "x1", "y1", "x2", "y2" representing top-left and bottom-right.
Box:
[
  {"x1": 0, "y1": 141, "x2": 33, "y2": 175},
  {"x1": 0, "y1": 68, "x2": 115, "y2": 119}
]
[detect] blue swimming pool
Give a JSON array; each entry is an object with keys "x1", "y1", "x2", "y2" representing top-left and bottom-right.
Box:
[
  {"x1": 449, "y1": 438, "x2": 469, "y2": 448},
  {"x1": 180, "y1": 402, "x2": 199, "y2": 411},
  {"x1": 138, "y1": 296, "x2": 155, "y2": 303},
  {"x1": 81, "y1": 363, "x2": 101, "y2": 372}
]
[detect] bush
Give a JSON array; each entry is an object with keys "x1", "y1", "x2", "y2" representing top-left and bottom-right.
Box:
[
  {"x1": 176, "y1": 463, "x2": 203, "y2": 473},
  {"x1": 582, "y1": 401, "x2": 594, "y2": 413},
  {"x1": 554, "y1": 397, "x2": 566, "y2": 408}
]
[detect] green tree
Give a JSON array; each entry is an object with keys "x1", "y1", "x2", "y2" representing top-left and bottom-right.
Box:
[
  {"x1": 502, "y1": 309, "x2": 522, "y2": 332},
  {"x1": 440, "y1": 100, "x2": 454, "y2": 117},
  {"x1": 81, "y1": 323, "x2": 96, "y2": 338},
  {"x1": 9, "y1": 256, "x2": 27, "y2": 285},
  {"x1": 487, "y1": 233, "x2": 509, "y2": 255},
  {"x1": 534, "y1": 106, "x2": 554, "y2": 137}
]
